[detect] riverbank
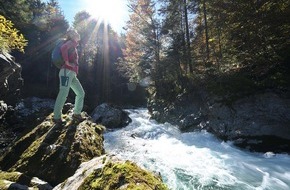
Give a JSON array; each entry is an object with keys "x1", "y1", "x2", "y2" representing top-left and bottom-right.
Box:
[{"x1": 147, "y1": 78, "x2": 290, "y2": 154}]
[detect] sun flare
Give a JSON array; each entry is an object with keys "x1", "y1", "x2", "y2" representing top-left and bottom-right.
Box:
[{"x1": 84, "y1": 0, "x2": 128, "y2": 31}]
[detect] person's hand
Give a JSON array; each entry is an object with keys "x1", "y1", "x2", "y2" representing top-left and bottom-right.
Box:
[{"x1": 65, "y1": 61, "x2": 69, "y2": 66}]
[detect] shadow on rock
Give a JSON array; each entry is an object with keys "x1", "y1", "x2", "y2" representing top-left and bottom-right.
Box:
[{"x1": 0, "y1": 110, "x2": 105, "y2": 187}]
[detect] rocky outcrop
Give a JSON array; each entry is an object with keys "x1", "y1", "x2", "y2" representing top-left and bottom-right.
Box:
[
  {"x1": 0, "y1": 53, "x2": 23, "y2": 105},
  {"x1": 149, "y1": 90, "x2": 290, "y2": 153},
  {"x1": 208, "y1": 92, "x2": 290, "y2": 139},
  {"x1": 0, "y1": 111, "x2": 105, "y2": 186},
  {"x1": 207, "y1": 92, "x2": 290, "y2": 152}
]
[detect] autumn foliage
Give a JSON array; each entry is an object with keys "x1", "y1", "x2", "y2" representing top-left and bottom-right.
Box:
[{"x1": 0, "y1": 15, "x2": 27, "y2": 53}]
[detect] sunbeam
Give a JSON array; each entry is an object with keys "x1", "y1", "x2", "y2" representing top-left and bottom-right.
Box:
[{"x1": 83, "y1": 0, "x2": 128, "y2": 32}]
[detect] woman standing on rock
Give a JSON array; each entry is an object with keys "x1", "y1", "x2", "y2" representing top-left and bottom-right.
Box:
[{"x1": 53, "y1": 28, "x2": 86, "y2": 124}]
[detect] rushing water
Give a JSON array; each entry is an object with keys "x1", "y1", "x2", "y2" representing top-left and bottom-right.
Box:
[{"x1": 103, "y1": 108, "x2": 290, "y2": 190}]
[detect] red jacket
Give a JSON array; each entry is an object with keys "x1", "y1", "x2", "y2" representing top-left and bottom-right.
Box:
[{"x1": 60, "y1": 40, "x2": 79, "y2": 74}]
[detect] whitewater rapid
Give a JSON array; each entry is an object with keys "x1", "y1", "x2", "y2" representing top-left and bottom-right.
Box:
[{"x1": 103, "y1": 108, "x2": 290, "y2": 190}]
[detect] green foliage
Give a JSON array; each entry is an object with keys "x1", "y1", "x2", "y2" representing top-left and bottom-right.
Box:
[
  {"x1": 203, "y1": 63, "x2": 290, "y2": 105},
  {"x1": 0, "y1": 0, "x2": 32, "y2": 28},
  {"x1": 141, "y1": 1, "x2": 290, "y2": 105},
  {"x1": 193, "y1": 1, "x2": 290, "y2": 72},
  {"x1": 120, "y1": 0, "x2": 160, "y2": 83},
  {"x1": 205, "y1": 73, "x2": 257, "y2": 105},
  {"x1": 0, "y1": 15, "x2": 27, "y2": 53}
]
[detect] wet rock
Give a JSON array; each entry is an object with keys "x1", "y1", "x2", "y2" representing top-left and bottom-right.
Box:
[
  {"x1": 91, "y1": 103, "x2": 132, "y2": 129},
  {"x1": 179, "y1": 113, "x2": 207, "y2": 131}
]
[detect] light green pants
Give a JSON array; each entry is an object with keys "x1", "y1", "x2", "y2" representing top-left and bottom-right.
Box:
[{"x1": 53, "y1": 68, "x2": 85, "y2": 119}]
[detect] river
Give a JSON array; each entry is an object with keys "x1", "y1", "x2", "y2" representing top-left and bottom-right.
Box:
[{"x1": 103, "y1": 108, "x2": 290, "y2": 190}]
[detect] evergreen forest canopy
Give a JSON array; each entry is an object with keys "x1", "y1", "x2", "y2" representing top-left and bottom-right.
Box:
[{"x1": 0, "y1": 0, "x2": 289, "y2": 109}]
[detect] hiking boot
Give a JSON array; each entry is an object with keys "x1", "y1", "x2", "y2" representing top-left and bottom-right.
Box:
[
  {"x1": 72, "y1": 114, "x2": 86, "y2": 122},
  {"x1": 53, "y1": 118, "x2": 65, "y2": 124}
]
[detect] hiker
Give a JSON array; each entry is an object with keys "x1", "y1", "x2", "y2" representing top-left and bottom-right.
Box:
[{"x1": 53, "y1": 28, "x2": 86, "y2": 123}]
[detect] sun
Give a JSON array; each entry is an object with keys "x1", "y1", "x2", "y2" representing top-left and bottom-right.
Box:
[{"x1": 84, "y1": 0, "x2": 128, "y2": 32}]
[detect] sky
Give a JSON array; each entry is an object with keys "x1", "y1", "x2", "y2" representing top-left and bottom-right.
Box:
[{"x1": 44, "y1": 0, "x2": 130, "y2": 33}]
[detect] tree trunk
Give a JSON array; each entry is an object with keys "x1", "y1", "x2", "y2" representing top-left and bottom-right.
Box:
[
  {"x1": 183, "y1": 0, "x2": 193, "y2": 73},
  {"x1": 203, "y1": 0, "x2": 210, "y2": 61}
]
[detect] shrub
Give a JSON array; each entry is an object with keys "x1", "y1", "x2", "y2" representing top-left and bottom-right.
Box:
[{"x1": 0, "y1": 15, "x2": 27, "y2": 53}]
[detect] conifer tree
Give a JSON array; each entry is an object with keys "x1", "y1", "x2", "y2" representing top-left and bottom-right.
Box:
[{"x1": 121, "y1": 0, "x2": 161, "y2": 83}]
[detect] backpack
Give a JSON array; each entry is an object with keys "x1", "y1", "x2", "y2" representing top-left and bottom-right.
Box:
[{"x1": 51, "y1": 39, "x2": 66, "y2": 69}]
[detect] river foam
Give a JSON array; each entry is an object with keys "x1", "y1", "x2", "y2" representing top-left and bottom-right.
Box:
[{"x1": 104, "y1": 108, "x2": 290, "y2": 190}]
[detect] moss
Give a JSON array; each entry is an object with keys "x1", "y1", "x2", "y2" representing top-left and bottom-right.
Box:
[
  {"x1": 0, "y1": 118, "x2": 52, "y2": 171},
  {"x1": 0, "y1": 180, "x2": 7, "y2": 189},
  {"x1": 0, "y1": 171, "x2": 31, "y2": 186},
  {"x1": 79, "y1": 160, "x2": 168, "y2": 190},
  {"x1": 14, "y1": 134, "x2": 45, "y2": 169},
  {"x1": 0, "y1": 171, "x2": 21, "y2": 182},
  {"x1": 0, "y1": 112, "x2": 105, "y2": 186}
]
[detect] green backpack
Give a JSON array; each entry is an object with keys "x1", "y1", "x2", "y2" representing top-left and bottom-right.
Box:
[
  {"x1": 51, "y1": 39, "x2": 74, "y2": 69},
  {"x1": 51, "y1": 39, "x2": 66, "y2": 69}
]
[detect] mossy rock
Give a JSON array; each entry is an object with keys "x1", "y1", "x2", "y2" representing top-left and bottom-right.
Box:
[
  {"x1": 0, "y1": 170, "x2": 31, "y2": 188},
  {"x1": 80, "y1": 161, "x2": 168, "y2": 190},
  {"x1": 0, "y1": 170, "x2": 52, "y2": 189},
  {"x1": 54, "y1": 155, "x2": 168, "y2": 190},
  {"x1": 0, "y1": 113, "x2": 105, "y2": 186}
]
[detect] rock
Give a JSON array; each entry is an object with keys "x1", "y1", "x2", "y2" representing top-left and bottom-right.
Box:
[
  {"x1": 91, "y1": 103, "x2": 132, "y2": 129},
  {"x1": 179, "y1": 113, "x2": 207, "y2": 131},
  {"x1": 0, "y1": 111, "x2": 105, "y2": 186},
  {"x1": 53, "y1": 155, "x2": 168, "y2": 190},
  {"x1": 14, "y1": 97, "x2": 55, "y2": 117},
  {"x1": 208, "y1": 92, "x2": 290, "y2": 140},
  {"x1": 0, "y1": 100, "x2": 8, "y2": 120},
  {"x1": 148, "y1": 89, "x2": 290, "y2": 153},
  {"x1": 0, "y1": 170, "x2": 53, "y2": 190},
  {"x1": 0, "y1": 98, "x2": 168, "y2": 189},
  {"x1": 31, "y1": 177, "x2": 54, "y2": 190},
  {"x1": 0, "y1": 98, "x2": 57, "y2": 155},
  {"x1": 0, "y1": 53, "x2": 23, "y2": 105}
]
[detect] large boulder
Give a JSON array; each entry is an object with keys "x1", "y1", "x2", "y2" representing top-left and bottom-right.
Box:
[
  {"x1": 91, "y1": 103, "x2": 132, "y2": 129},
  {"x1": 53, "y1": 155, "x2": 168, "y2": 190},
  {"x1": 207, "y1": 92, "x2": 290, "y2": 152},
  {"x1": 0, "y1": 111, "x2": 105, "y2": 186}
]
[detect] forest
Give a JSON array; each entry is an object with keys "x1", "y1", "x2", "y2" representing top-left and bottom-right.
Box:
[
  {"x1": 1, "y1": 0, "x2": 289, "y2": 110},
  {"x1": 1, "y1": 1, "x2": 290, "y2": 189}
]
